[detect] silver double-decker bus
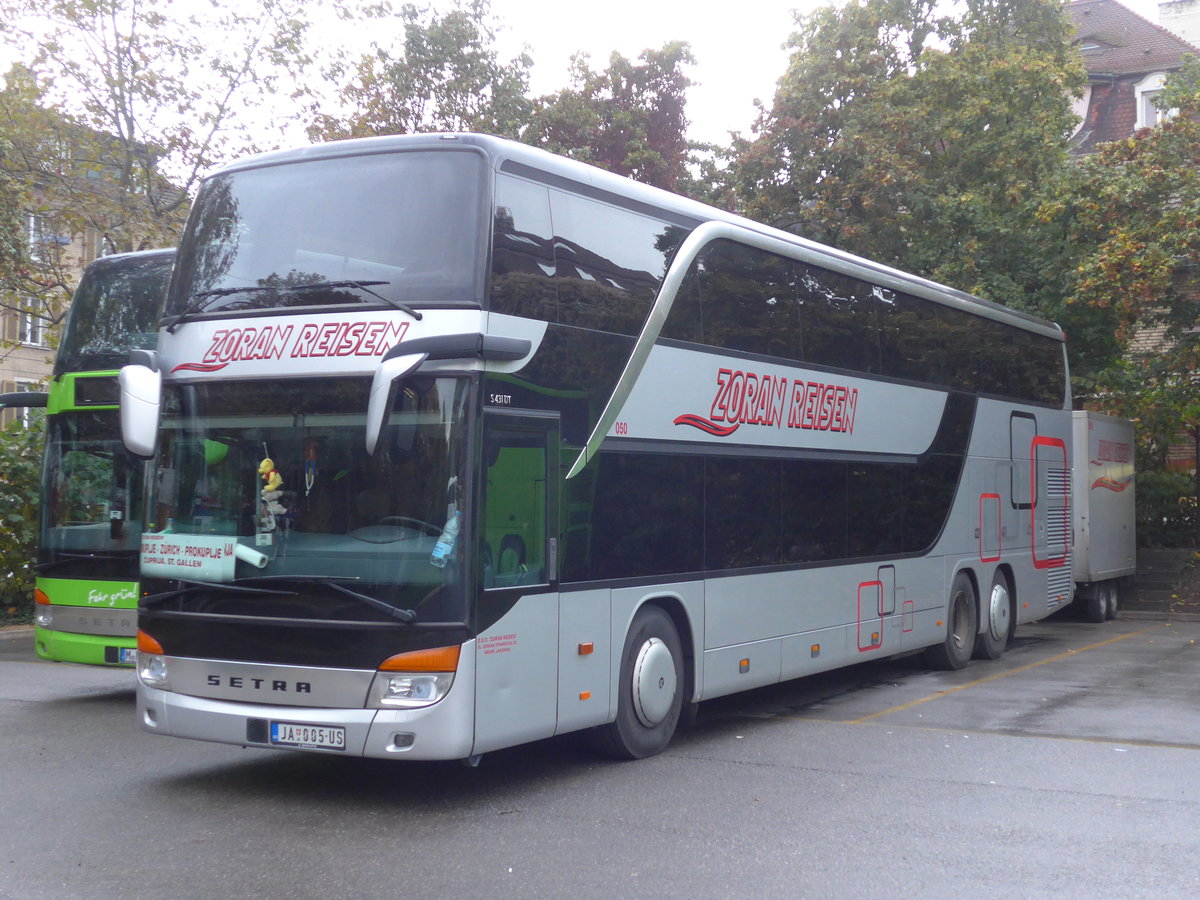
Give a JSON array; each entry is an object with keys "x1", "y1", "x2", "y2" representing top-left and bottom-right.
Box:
[{"x1": 122, "y1": 134, "x2": 1072, "y2": 761}]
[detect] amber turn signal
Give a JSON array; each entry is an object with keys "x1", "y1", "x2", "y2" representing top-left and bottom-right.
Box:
[
  {"x1": 137, "y1": 630, "x2": 164, "y2": 654},
  {"x1": 378, "y1": 645, "x2": 461, "y2": 672}
]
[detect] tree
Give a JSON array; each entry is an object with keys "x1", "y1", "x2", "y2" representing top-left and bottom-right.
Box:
[
  {"x1": 729, "y1": 0, "x2": 1085, "y2": 317},
  {"x1": 307, "y1": 0, "x2": 533, "y2": 142},
  {"x1": 1053, "y1": 57, "x2": 1200, "y2": 533},
  {"x1": 0, "y1": 408, "x2": 44, "y2": 619},
  {"x1": 0, "y1": 0, "x2": 314, "y2": 344},
  {"x1": 524, "y1": 42, "x2": 696, "y2": 192},
  {"x1": 0, "y1": 134, "x2": 27, "y2": 301}
]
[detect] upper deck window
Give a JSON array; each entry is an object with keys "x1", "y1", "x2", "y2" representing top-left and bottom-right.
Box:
[
  {"x1": 56, "y1": 252, "x2": 173, "y2": 374},
  {"x1": 168, "y1": 150, "x2": 486, "y2": 321}
]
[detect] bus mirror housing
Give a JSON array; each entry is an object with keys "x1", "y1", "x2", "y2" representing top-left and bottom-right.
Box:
[
  {"x1": 119, "y1": 351, "x2": 161, "y2": 458},
  {"x1": 365, "y1": 352, "x2": 428, "y2": 455},
  {"x1": 364, "y1": 333, "x2": 532, "y2": 454}
]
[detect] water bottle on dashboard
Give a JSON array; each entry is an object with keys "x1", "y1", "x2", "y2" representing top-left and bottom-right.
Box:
[{"x1": 430, "y1": 511, "x2": 460, "y2": 568}]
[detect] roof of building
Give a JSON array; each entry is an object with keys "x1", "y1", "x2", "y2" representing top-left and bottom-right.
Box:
[{"x1": 1067, "y1": 0, "x2": 1200, "y2": 76}]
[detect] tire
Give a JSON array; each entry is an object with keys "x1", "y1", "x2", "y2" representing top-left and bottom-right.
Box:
[
  {"x1": 925, "y1": 572, "x2": 978, "y2": 671},
  {"x1": 1085, "y1": 584, "x2": 1107, "y2": 623},
  {"x1": 973, "y1": 570, "x2": 1012, "y2": 660},
  {"x1": 1106, "y1": 582, "x2": 1120, "y2": 620},
  {"x1": 592, "y1": 606, "x2": 684, "y2": 760}
]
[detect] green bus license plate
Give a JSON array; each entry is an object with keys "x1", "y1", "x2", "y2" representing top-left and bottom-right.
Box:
[
  {"x1": 270, "y1": 722, "x2": 346, "y2": 750},
  {"x1": 119, "y1": 648, "x2": 137, "y2": 664}
]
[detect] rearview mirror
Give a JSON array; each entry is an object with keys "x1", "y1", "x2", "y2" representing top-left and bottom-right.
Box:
[
  {"x1": 119, "y1": 356, "x2": 162, "y2": 458},
  {"x1": 365, "y1": 352, "x2": 427, "y2": 455}
]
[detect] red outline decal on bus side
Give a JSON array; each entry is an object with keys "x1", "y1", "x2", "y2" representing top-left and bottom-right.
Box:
[
  {"x1": 979, "y1": 492, "x2": 1001, "y2": 563},
  {"x1": 857, "y1": 580, "x2": 884, "y2": 652},
  {"x1": 1031, "y1": 435, "x2": 1069, "y2": 570}
]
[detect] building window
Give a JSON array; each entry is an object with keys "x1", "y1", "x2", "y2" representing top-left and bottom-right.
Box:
[
  {"x1": 0, "y1": 380, "x2": 42, "y2": 428},
  {"x1": 19, "y1": 308, "x2": 48, "y2": 347},
  {"x1": 24, "y1": 213, "x2": 70, "y2": 264},
  {"x1": 1136, "y1": 72, "x2": 1173, "y2": 129}
]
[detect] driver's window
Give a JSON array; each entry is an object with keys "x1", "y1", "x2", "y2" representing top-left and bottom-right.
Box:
[{"x1": 482, "y1": 425, "x2": 548, "y2": 589}]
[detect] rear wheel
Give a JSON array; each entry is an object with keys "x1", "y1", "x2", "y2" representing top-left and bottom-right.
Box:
[
  {"x1": 973, "y1": 570, "x2": 1012, "y2": 660},
  {"x1": 1085, "y1": 584, "x2": 1108, "y2": 623},
  {"x1": 1106, "y1": 582, "x2": 1121, "y2": 620},
  {"x1": 925, "y1": 572, "x2": 978, "y2": 671},
  {"x1": 591, "y1": 606, "x2": 684, "y2": 760}
]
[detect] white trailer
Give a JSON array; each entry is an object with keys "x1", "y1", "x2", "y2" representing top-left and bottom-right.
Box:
[{"x1": 1072, "y1": 411, "x2": 1137, "y2": 621}]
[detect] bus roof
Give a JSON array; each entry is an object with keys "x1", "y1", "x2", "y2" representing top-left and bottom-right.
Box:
[{"x1": 204, "y1": 133, "x2": 1063, "y2": 341}]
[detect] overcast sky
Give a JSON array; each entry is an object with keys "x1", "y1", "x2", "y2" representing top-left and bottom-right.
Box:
[
  {"x1": 0, "y1": 0, "x2": 1174, "y2": 150},
  {"x1": 490, "y1": 0, "x2": 1170, "y2": 146},
  {"x1": 490, "y1": 0, "x2": 810, "y2": 145}
]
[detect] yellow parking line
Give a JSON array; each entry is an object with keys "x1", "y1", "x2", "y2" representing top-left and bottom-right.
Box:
[{"x1": 848, "y1": 625, "x2": 1158, "y2": 724}]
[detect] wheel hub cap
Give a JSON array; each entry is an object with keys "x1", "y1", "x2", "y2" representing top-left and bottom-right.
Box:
[
  {"x1": 632, "y1": 637, "x2": 677, "y2": 727},
  {"x1": 989, "y1": 583, "x2": 1010, "y2": 640}
]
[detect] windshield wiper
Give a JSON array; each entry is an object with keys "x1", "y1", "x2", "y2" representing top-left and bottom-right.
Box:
[
  {"x1": 141, "y1": 578, "x2": 297, "y2": 609},
  {"x1": 234, "y1": 575, "x2": 418, "y2": 623},
  {"x1": 165, "y1": 280, "x2": 422, "y2": 333},
  {"x1": 162, "y1": 290, "x2": 243, "y2": 333},
  {"x1": 164, "y1": 283, "x2": 300, "y2": 332},
  {"x1": 289, "y1": 280, "x2": 423, "y2": 321}
]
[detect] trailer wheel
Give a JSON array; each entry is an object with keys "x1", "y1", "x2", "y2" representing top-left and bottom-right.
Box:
[
  {"x1": 925, "y1": 572, "x2": 977, "y2": 671},
  {"x1": 1106, "y1": 582, "x2": 1120, "y2": 620},
  {"x1": 591, "y1": 605, "x2": 683, "y2": 760},
  {"x1": 1085, "y1": 585, "x2": 1107, "y2": 623},
  {"x1": 973, "y1": 570, "x2": 1012, "y2": 660}
]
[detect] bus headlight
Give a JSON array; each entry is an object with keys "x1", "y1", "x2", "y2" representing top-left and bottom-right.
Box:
[
  {"x1": 370, "y1": 645, "x2": 461, "y2": 709},
  {"x1": 34, "y1": 588, "x2": 52, "y2": 628},
  {"x1": 373, "y1": 672, "x2": 455, "y2": 708},
  {"x1": 138, "y1": 654, "x2": 169, "y2": 688}
]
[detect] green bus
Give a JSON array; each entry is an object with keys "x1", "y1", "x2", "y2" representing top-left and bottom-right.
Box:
[{"x1": 34, "y1": 249, "x2": 173, "y2": 665}]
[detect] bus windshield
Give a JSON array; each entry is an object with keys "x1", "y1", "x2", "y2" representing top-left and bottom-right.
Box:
[
  {"x1": 39, "y1": 410, "x2": 146, "y2": 579},
  {"x1": 168, "y1": 150, "x2": 486, "y2": 320},
  {"x1": 149, "y1": 375, "x2": 471, "y2": 622},
  {"x1": 55, "y1": 250, "x2": 173, "y2": 374}
]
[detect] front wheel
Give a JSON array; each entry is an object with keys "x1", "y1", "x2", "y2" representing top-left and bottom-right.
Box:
[
  {"x1": 925, "y1": 572, "x2": 978, "y2": 671},
  {"x1": 591, "y1": 606, "x2": 684, "y2": 760}
]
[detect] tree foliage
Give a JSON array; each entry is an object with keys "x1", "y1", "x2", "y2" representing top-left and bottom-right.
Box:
[
  {"x1": 730, "y1": 0, "x2": 1084, "y2": 314},
  {"x1": 0, "y1": 133, "x2": 28, "y2": 301},
  {"x1": 1053, "y1": 57, "x2": 1200, "y2": 476},
  {"x1": 0, "y1": 0, "x2": 315, "y2": 344},
  {"x1": 308, "y1": 0, "x2": 533, "y2": 141},
  {"x1": 0, "y1": 409, "x2": 43, "y2": 620},
  {"x1": 524, "y1": 42, "x2": 696, "y2": 192},
  {"x1": 311, "y1": 2, "x2": 696, "y2": 192}
]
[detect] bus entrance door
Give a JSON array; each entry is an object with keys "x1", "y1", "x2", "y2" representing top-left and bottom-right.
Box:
[{"x1": 473, "y1": 412, "x2": 561, "y2": 755}]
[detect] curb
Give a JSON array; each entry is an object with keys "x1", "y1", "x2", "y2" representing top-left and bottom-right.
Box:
[{"x1": 0, "y1": 626, "x2": 34, "y2": 638}]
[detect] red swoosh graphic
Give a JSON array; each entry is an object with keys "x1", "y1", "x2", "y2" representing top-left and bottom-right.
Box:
[
  {"x1": 1091, "y1": 477, "x2": 1131, "y2": 492},
  {"x1": 673, "y1": 414, "x2": 740, "y2": 437},
  {"x1": 172, "y1": 362, "x2": 229, "y2": 373}
]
